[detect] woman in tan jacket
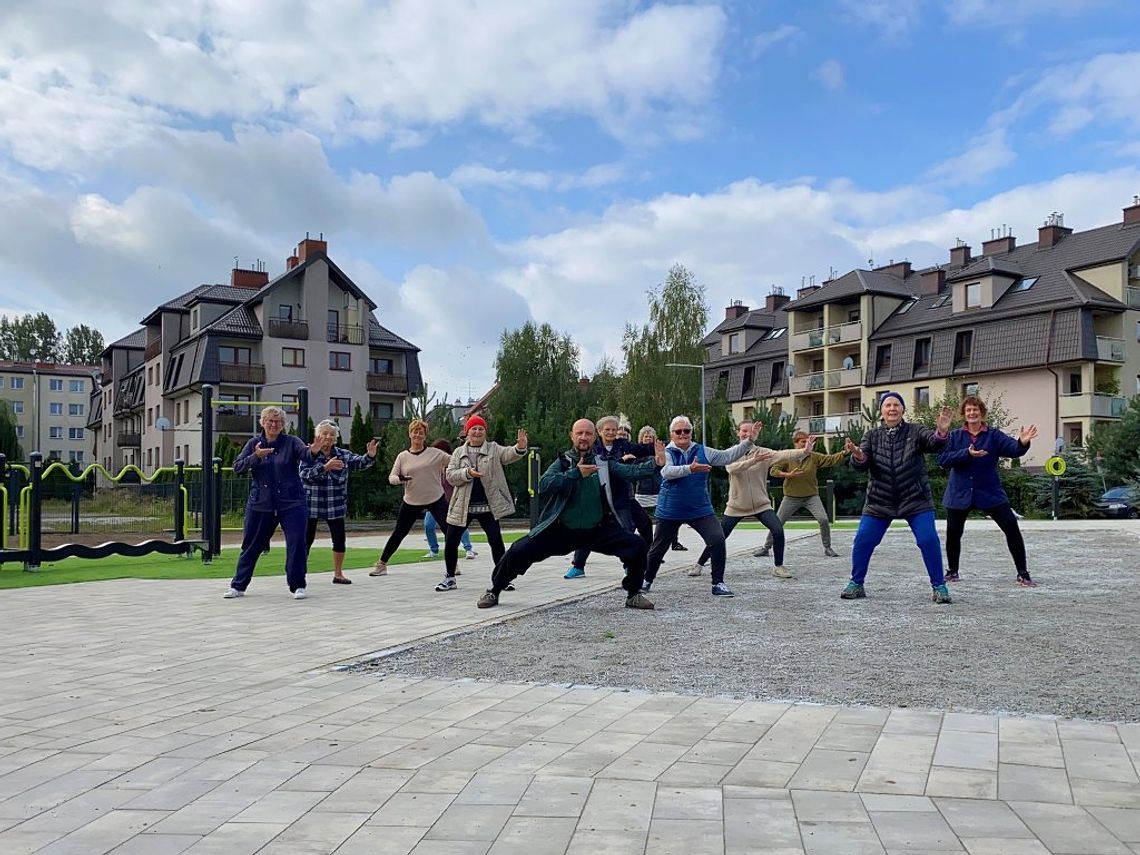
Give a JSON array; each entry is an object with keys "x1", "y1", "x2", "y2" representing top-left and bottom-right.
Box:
[
  {"x1": 757, "y1": 431, "x2": 849, "y2": 559},
  {"x1": 695, "y1": 423, "x2": 814, "y2": 582},
  {"x1": 436, "y1": 415, "x2": 528, "y2": 592}
]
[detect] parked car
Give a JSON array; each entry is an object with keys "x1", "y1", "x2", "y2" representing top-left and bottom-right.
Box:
[{"x1": 1094, "y1": 486, "x2": 1139, "y2": 519}]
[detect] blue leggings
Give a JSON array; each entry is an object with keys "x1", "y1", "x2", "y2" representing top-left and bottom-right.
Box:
[{"x1": 851, "y1": 511, "x2": 944, "y2": 587}]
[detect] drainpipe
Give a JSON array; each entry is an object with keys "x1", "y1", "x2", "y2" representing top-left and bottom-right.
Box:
[{"x1": 1043, "y1": 310, "x2": 1061, "y2": 449}]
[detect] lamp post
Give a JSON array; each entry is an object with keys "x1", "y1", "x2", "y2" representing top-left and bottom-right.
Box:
[{"x1": 666, "y1": 362, "x2": 707, "y2": 446}]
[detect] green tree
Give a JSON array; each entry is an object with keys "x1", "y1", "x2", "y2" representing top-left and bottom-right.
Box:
[
  {"x1": 492, "y1": 322, "x2": 582, "y2": 427},
  {"x1": 1088, "y1": 396, "x2": 1140, "y2": 485},
  {"x1": 61, "y1": 324, "x2": 104, "y2": 364},
  {"x1": 0, "y1": 312, "x2": 63, "y2": 361},
  {"x1": 349, "y1": 403, "x2": 371, "y2": 454},
  {"x1": 0, "y1": 401, "x2": 22, "y2": 460},
  {"x1": 213, "y1": 435, "x2": 241, "y2": 467},
  {"x1": 620, "y1": 263, "x2": 709, "y2": 434},
  {"x1": 1028, "y1": 452, "x2": 1102, "y2": 518}
]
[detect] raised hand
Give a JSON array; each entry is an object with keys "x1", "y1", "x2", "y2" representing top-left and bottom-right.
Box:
[
  {"x1": 967, "y1": 445, "x2": 988, "y2": 458},
  {"x1": 254, "y1": 441, "x2": 275, "y2": 459},
  {"x1": 803, "y1": 433, "x2": 818, "y2": 451},
  {"x1": 324, "y1": 457, "x2": 346, "y2": 471},
  {"x1": 516, "y1": 428, "x2": 528, "y2": 449},
  {"x1": 654, "y1": 439, "x2": 666, "y2": 466},
  {"x1": 1018, "y1": 425, "x2": 1038, "y2": 444},
  {"x1": 936, "y1": 406, "x2": 953, "y2": 433},
  {"x1": 576, "y1": 452, "x2": 598, "y2": 478},
  {"x1": 366, "y1": 438, "x2": 379, "y2": 457},
  {"x1": 844, "y1": 437, "x2": 858, "y2": 454},
  {"x1": 690, "y1": 461, "x2": 712, "y2": 473},
  {"x1": 621, "y1": 453, "x2": 637, "y2": 461}
]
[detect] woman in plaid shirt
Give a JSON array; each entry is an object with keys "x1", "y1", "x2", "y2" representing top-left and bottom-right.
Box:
[{"x1": 300, "y1": 419, "x2": 377, "y2": 584}]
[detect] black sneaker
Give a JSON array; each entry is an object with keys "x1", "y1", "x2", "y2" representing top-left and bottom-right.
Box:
[
  {"x1": 476, "y1": 590, "x2": 499, "y2": 608},
  {"x1": 435, "y1": 576, "x2": 457, "y2": 592},
  {"x1": 670, "y1": 542, "x2": 688, "y2": 551}
]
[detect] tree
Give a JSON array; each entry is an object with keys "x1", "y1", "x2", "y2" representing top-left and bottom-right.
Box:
[
  {"x1": 61, "y1": 325, "x2": 104, "y2": 364},
  {"x1": 0, "y1": 313, "x2": 62, "y2": 362},
  {"x1": 492, "y1": 322, "x2": 582, "y2": 427},
  {"x1": 0, "y1": 401, "x2": 22, "y2": 460},
  {"x1": 349, "y1": 403, "x2": 371, "y2": 454},
  {"x1": 620, "y1": 264, "x2": 710, "y2": 434},
  {"x1": 1088, "y1": 396, "x2": 1140, "y2": 486}
]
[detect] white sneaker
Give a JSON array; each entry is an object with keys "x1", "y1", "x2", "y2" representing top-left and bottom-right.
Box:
[
  {"x1": 687, "y1": 565, "x2": 703, "y2": 577},
  {"x1": 293, "y1": 588, "x2": 307, "y2": 600},
  {"x1": 423, "y1": 551, "x2": 439, "y2": 559},
  {"x1": 465, "y1": 549, "x2": 478, "y2": 560},
  {"x1": 771, "y1": 566, "x2": 795, "y2": 579},
  {"x1": 222, "y1": 588, "x2": 244, "y2": 599}
]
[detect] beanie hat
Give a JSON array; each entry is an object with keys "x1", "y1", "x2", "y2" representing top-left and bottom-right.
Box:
[
  {"x1": 464, "y1": 415, "x2": 487, "y2": 432},
  {"x1": 880, "y1": 391, "x2": 906, "y2": 410}
]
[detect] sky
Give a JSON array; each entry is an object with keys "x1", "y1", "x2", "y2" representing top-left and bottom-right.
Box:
[{"x1": 2, "y1": 0, "x2": 1139, "y2": 404}]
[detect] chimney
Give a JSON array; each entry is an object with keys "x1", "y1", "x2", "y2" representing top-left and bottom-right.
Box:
[
  {"x1": 982, "y1": 226, "x2": 1016, "y2": 256},
  {"x1": 796, "y1": 285, "x2": 820, "y2": 299},
  {"x1": 874, "y1": 259, "x2": 912, "y2": 279},
  {"x1": 1124, "y1": 195, "x2": 1140, "y2": 227},
  {"x1": 949, "y1": 241, "x2": 972, "y2": 268},
  {"x1": 230, "y1": 267, "x2": 269, "y2": 289},
  {"x1": 286, "y1": 254, "x2": 300, "y2": 270},
  {"x1": 919, "y1": 268, "x2": 945, "y2": 296},
  {"x1": 1037, "y1": 212, "x2": 1072, "y2": 248},
  {"x1": 765, "y1": 290, "x2": 790, "y2": 312},
  {"x1": 297, "y1": 233, "x2": 328, "y2": 262},
  {"x1": 724, "y1": 300, "x2": 748, "y2": 321}
]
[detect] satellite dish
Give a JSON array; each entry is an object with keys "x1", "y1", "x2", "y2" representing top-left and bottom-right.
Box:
[
  {"x1": 785, "y1": 365, "x2": 796, "y2": 377},
  {"x1": 841, "y1": 356, "x2": 855, "y2": 370},
  {"x1": 155, "y1": 417, "x2": 171, "y2": 431}
]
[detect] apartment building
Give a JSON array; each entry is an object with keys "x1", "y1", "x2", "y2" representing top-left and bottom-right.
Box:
[
  {"x1": 704, "y1": 200, "x2": 1140, "y2": 467},
  {"x1": 90, "y1": 236, "x2": 423, "y2": 470},
  {"x1": 0, "y1": 361, "x2": 98, "y2": 463}
]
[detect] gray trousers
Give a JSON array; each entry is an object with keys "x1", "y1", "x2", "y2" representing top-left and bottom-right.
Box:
[{"x1": 764, "y1": 494, "x2": 831, "y2": 549}]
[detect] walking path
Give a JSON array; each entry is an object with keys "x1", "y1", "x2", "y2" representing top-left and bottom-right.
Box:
[{"x1": 1, "y1": 524, "x2": 1138, "y2": 853}]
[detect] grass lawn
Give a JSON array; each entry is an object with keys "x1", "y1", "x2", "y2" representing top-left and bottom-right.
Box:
[{"x1": 0, "y1": 531, "x2": 529, "y2": 589}]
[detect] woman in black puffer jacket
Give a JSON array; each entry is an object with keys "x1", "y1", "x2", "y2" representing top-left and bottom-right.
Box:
[{"x1": 840, "y1": 392, "x2": 954, "y2": 604}]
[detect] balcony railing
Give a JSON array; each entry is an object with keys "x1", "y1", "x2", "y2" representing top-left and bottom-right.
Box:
[
  {"x1": 267, "y1": 318, "x2": 310, "y2": 340},
  {"x1": 371, "y1": 416, "x2": 395, "y2": 435},
  {"x1": 367, "y1": 372, "x2": 409, "y2": 394},
  {"x1": 1096, "y1": 336, "x2": 1125, "y2": 363},
  {"x1": 796, "y1": 412, "x2": 863, "y2": 435},
  {"x1": 789, "y1": 367, "x2": 862, "y2": 394},
  {"x1": 327, "y1": 323, "x2": 365, "y2": 345},
  {"x1": 833, "y1": 367, "x2": 862, "y2": 388},
  {"x1": 215, "y1": 413, "x2": 258, "y2": 435},
  {"x1": 144, "y1": 338, "x2": 162, "y2": 361},
  {"x1": 791, "y1": 320, "x2": 863, "y2": 352},
  {"x1": 116, "y1": 432, "x2": 141, "y2": 447},
  {"x1": 218, "y1": 362, "x2": 267, "y2": 384},
  {"x1": 1058, "y1": 393, "x2": 1127, "y2": 420},
  {"x1": 1127, "y1": 287, "x2": 1140, "y2": 310}
]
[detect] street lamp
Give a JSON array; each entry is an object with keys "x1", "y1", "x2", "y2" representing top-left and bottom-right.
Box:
[{"x1": 666, "y1": 362, "x2": 706, "y2": 446}]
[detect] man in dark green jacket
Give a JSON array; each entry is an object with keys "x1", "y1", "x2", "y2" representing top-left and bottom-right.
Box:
[{"x1": 477, "y1": 418, "x2": 664, "y2": 610}]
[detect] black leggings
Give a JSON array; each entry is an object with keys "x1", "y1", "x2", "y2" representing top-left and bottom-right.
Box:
[
  {"x1": 380, "y1": 498, "x2": 449, "y2": 563},
  {"x1": 945, "y1": 502, "x2": 1028, "y2": 577},
  {"x1": 445, "y1": 511, "x2": 505, "y2": 577},
  {"x1": 305, "y1": 517, "x2": 346, "y2": 553}
]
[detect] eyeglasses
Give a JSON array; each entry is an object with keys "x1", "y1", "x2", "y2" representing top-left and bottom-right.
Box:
[{"x1": 672, "y1": 428, "x2": 692, "y2": 435}]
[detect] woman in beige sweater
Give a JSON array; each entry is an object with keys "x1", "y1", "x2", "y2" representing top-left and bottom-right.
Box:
[
  {"x1": 757, "y1": 431, "x2": 849, "y2": 558},
  {"x1": 695, "y1": 423, "x2": 814, "y2": 582},
  {"x1": 370, "y1": 419, "x2": 450, "y2": 577}
]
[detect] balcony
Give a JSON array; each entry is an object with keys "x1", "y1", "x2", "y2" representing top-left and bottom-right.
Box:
[
  {"x1": 791, "y1": 321, "x2": 864, "y2": 352},
  {"x1": 1059, "y1": 393, "x2": 1127, "y2": 420},
  {"x1": 833, "y1": 367, "x2": 862, "y2": 388},
  {"x1": 267, "y1": 318, "x2": 310, "y2": 340},
  {"x1": 1127, "y1": 287, "x2": 1140, "y2": 310},
  {"x1": 327, "y1": 323, "x2": 365, "y2": 345},
  {"x1": 1096, "y1": 336, "x2": 1126, "y2": 362},
  {"x1": 371, "y1": 416, "x2": 394, "y2": 435},
  {"x1": 144, "y1": 338, "x2": 162, "y2": 361},
  {"x1": 215, "y1": 412, "x2": 258, "y2": 435},
  {"x1": 368, "y1": 372, "x2": 409, "y2": 394},
  {"x1": 117, "y1": 432, "x2": 141, "y2": 447},
  {"x1": 790, "y1": 370, "x2": 830, "y2": 395},
  {"x1": 218, "y1": 362, "x2": 267, "y2": 384},
  {"x1": 796, "y1": 412, "x2": 863, "y2": 435},
  {"x1": 791, "y1": 327, "x2": 827, "y2": 352}
]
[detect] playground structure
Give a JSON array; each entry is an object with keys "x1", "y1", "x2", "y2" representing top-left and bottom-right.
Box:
[{"x1": 0, "y1": 384, "x2": 309, "y2": 570}]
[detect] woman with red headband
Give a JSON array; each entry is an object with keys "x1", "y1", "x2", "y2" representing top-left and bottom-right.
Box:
[{"x1": 437, "y1": 415, "x2": 528, "y2": 592}]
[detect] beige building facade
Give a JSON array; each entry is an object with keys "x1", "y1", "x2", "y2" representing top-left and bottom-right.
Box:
[{"x1": 0, "y1": 361, "x2": 98, "y2": 463}]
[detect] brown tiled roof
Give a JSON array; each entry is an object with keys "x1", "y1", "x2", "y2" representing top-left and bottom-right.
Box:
[{"x1": 783, "y1": 269, "x2": 914, "y2": 311}]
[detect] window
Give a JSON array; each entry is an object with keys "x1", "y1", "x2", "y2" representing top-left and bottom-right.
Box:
[
  {"x1": 874, "y1": 344, "x2": 892, "y2": 375},
  {"x1": 1136, "y1": 374, "x2": 1140, "y2": 395},
  {"x1": 11, "y1": 377, "x2": 23, "y2": 390},
  {"x1": 330, "y1": 397, "x2": 351, "y2": 416},
  {"x1": 219, "y1": 394, "x2": 252, "y2": 416},
  {"x1": 742, "y1": 366, "x2": 755, "y2": 396},
  {"x1": 282, "y1": 348, "x2": 305, "y2": 367},
  {"x1": 770, "y1": 362, "x2": 784, "y2": 389},
  {"x1": 963, "y1": 382, "x2": 980, "y2": 398},
  {"x1": 875, "y1": 390, "x2": 890, "y2": 405},
  {"x1": 371, "y1": 402, "x2": 394, "y2": 420},
  {"x1": 281, "y1": 393, "x2": 298, "y2": 414},
  {"x1": 50, "y1": 427, "x2": 63, "y2": 439},
  {"x1": 912, "y1": 337, "x2": 931, "y2": 374},
  {"x1": 147, "y1": 407, "x2": 153, "y2": 426},
  {"x1": 848, "y1": 308, "x2": 861, "y2": 322},
  {"x1": 743, "y1": 406, "x2": 754, "y2": 420},
  {"x1": 329, "y1": 351, "x2": 351, "y2": 371},
  {"x1": 915, "y1": 387, "x2": 930, "y2": 408},
  {"x1": 965, "y1": 282, "x2": 981, "y2": 308},
  {"x1": 930, "y1": 293, "x2": 951, "y2": 309},
  {"x1": 327, "y1": 309, "x2": 340, "y2": 339},
  {"x1": 0, "y1": 377, "x2": 4, "y2": 388},
  {"x1": 68, "y1": 451, "x2": 84, "y2": 463},
  {"x1": 12, "y1": 400, "x2": 23, "y2": 415},
  {"x1": 370, "y1": 357, "x2": 393, "y2": 374},
  {"x1": 147, "y1": 366, "x2": 153, "y2": 386},
  {"x1": 811, "y1": 400, "x2": 824, "y2": 416},
  {"x1": 718, "y1": 371, "x2": 729, "y2": 390},
  {"x1": 1136, "y1": 320, "x2": 1140, "y2": 343},
  {"x1": 50, "y1": 402, "x2": 63, "y2": 415},
  {"x1": 1068, "y1": 372, "x2": 1082, "y2": 394},
  {"x1": 69, "y1": 379, "x2": 84, "y2": 393},
  {"x1": 69, "y1": 428, "x2": 84, "y2": 440},
  {"x1": 277, "y1": 304, "x2": 293, "y2": 320},
  {"x1": 847, "y1": 396, "x2": 861, "y2": 413},
  {"x1": 1012, "y1": 276, "x2": 1038, "y2": 292},
  {"x1": 15, "y1": 425, "x2": 23, "y2": 438},
  {"x1": 191, "y1": 307, "x2": 200, "y2": 330},
  {"x1": 896, "y1": 299, "x2": 917, "y2": 315},
  {"x1": 69, "y1": 403, "x2": 84, "y2": 416},
  {"x1": 48, "y1": 450, "x2": 61, "y2": 461},
  {"x1": 953, "y1": 330, "x2": 973, "y2": 367},
  {"x1": 50, "y1": 378, "x2": 64, "y2": 391},
  {"x1": 763, "y1": 327, "x2": 786, "y2": 340},
  {"x1": 147, "y1": 448, "x2": 152, "y2": 468},
  {"x1": 218, "y1": 346, "x2": 251, "y2": 364},
  {"x1": 728, "y1": 332, "x2": 742, "y2": 353}
]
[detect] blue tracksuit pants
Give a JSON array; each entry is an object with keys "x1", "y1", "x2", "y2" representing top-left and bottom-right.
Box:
[{"x1": 850, "y1": 510, "x2": 944, "y2": 587}]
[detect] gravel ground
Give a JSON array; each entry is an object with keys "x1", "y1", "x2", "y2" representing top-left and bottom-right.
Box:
[{"x1": 355, "y1": 526, "x2": 1140, "y2": 722}]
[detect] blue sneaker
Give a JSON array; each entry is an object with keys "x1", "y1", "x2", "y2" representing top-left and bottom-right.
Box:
[
  {"x1": 931, "y1": 584, "x2": 953, "y2": 604},
  {"x1": 711, "y1": 582, "x2": 734, "y2": 597},
  {"x1": 564, "y1": 566, "x2": 585, "y2": 579},
  {"x1": 840, "y1": 582, "x2": 866, "y2": 600},
  {"x1": 640, "y1": 580, "x2": 652, "y2": 593}
]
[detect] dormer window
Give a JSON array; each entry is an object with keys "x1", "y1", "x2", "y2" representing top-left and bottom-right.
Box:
[
  {"x1": 190, "y1": 307, "x2": 200, "y2": 331},
  {"x1": 965, "y1": 282, "x2": 982, "y2": 309},
  {"x1": 728, "y1": 332, "x2": 742, "y2": 353},
  {"x1": 954, "y1": 330, "x2": 973, "y2": 369},
  {"x1": 930, "y1": 293, "x2": 951, "y2": 309},
  {"x1": 896, "y1": 299, "x2": 917, "y2": 315}
]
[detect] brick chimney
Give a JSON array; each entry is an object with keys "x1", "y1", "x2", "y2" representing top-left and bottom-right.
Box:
[
  {"x1": 286, "y1": 254, "x2": 300, "y2": 270},
  {"x1": 724, "y1": 300, "x2": 748, "y2": 321},
  {"x1": 230, "y1": 267, "x2": 269, "y2": 289},
  {"x1": 796, "y1": 285, "x2": 820, "y2": 299},
  {"x1": 1037, "y1": 213, "x2": 1072, "y2": 248},
  {"x1": 297, "y1": 234, "x2": 328, "y2": 262},
  {"x1": 765, "y1": 290, "x2": 790, "y2": 312},
  {"x1": 919, "y1": 268, "x2": 945, "y2": 296},
  {"x1": 982, "y1": 228, "x2": 1016, "y2": 256},
  {"x1": 1124, "y1": 195, "x2": 1140, "y2": 227},
  {"x1": 949, "y1": 242, "x2": 972, "y2": 268},
  {"x1": 874, "y1": 259, "x2": 912, "y2": 279}
]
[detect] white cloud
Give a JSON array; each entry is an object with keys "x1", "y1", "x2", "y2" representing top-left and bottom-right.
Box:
[
  {"x1": 449, "y1": 163, "x2": 626, "y2": 192},
  {"x1": 926, "y1": 128, "x2": 1016, "y2": 185},
  {"x1": 944, "y1": 0, "x2": 1112, "y2": 27},
  {"x1": 813, "y1": 60, "x2": 846, "y2": 92},
  {"x1": 752, "y1": 24, "x2": 803, "y2": 54},
  {"x1": 1017, "y1": 52, "x2": 1140, "y2": 139},
  {"x1": 840, "y1": 0, "x2": 923, "y2": 39}
]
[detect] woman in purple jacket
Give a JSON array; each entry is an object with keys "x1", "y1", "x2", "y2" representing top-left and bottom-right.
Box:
[
  {"x1": 224, "y1": 406, "x2": 321, "y2": 601},
  {"x1": 938, "y1": 396, "x2": 1038, "y2": 587}
]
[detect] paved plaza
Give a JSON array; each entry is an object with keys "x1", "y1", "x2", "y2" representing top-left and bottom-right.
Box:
[{"x1": 1, "y1": 522, "x2": 1139, "y2": 854}]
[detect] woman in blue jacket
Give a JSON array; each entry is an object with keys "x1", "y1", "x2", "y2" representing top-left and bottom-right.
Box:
[
  {"x1": 224, "y1": 406, "x2": 321, "y2": 601},
  {"x1": 938, "y1": 396, "x2": 1038, "y2": 587}
]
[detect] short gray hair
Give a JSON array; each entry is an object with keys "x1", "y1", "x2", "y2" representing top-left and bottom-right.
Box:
[
  {"x1": 315, "y1": 419, "x2": 340, "y2": 438},
  {"x1": 596, "y1": 415, "x2": 620, "y2": 430},
  {"x1": 669, "y1": 415, "x2": 693, "y2": 433},
  {"x1": 260, "y1": 406, "x2": 287, "y2": 426}
]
